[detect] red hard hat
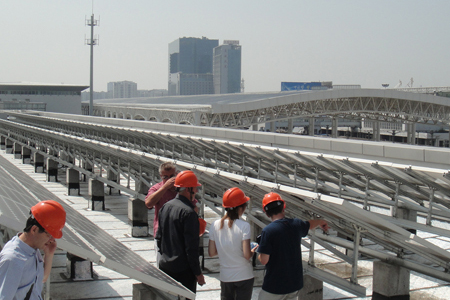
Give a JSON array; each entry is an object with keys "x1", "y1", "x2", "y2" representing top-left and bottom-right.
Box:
[
  {"x1": 31, "y1": 200, "x2": 66, "y2": 239},
  {"x1": 174, "y1": 170, "x2": 202, "y2": 188},
  {"x1": 262, "y1": 192, "x2": 286, "y2": 212},
  {"x1": 222, "y1": 187, "x2": 249, "y2": 208},
  {"x1": 199, "y1": 218, "x2": 207, "y2": 236}
]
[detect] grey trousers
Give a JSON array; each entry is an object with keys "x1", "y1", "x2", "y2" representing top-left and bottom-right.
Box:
[{"x1": 220, "y1": 277, "x2": 254, "y2": 300}]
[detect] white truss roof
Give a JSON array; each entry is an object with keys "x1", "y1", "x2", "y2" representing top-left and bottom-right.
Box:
[{"x1": 93, "y1": 89, "x2": 450, "y2": 115}]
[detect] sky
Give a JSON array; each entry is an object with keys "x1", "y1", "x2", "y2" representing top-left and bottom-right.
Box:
[{"x1": 1, "y1": 1, "x2": 450, "y2": 93}]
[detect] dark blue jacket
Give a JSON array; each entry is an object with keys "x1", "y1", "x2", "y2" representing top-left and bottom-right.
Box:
[{"x1": 257, "y1": 218, "x2": 310, "y2": 294}]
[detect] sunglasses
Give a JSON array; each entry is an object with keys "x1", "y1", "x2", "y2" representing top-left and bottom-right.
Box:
[{"x1": 161, "y1": 174, "x2": 175, "y2": 180}]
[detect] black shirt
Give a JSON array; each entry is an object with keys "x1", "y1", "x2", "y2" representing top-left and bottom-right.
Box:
[{"x1": 156, "y1": 194, "x2": 201, "y2": 276}]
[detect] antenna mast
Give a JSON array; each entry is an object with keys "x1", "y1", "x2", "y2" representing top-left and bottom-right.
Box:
[{"x1": 86, "y1": 12, "x2": 99, "y2": 116}]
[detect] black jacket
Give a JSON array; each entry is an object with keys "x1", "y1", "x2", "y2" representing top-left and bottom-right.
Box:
[{"x1": 156, "y1": 194, "x2": 201, "y2": 276}]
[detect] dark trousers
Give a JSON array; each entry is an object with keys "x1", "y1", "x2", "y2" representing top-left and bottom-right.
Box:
[
  {"x1": 221, "y1": 278, "x2": 255, "y2": 300},
  {"x1": 160, "y1": 267, "x2": 197, "y2": 299}
]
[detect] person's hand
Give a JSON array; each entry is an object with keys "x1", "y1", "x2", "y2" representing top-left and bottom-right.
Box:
[
  {"x1": 196, "y1": 274, "x2": 205, "y2": 286},
  {"x1": 251, "y1": 242, "x2": 259, "y2": 253},
  {"x1": 43, "y1": 238, "x2": 57, "y2": 256},
  {"x1": 319, "y1": 220, "x2": 330, "y2": 233},
  {"x1": 309, "y1": 219, "x2": 330, "y2": 233},
  {"x1": 163, "y1": 177, "x2": 176, "y2": 190}
]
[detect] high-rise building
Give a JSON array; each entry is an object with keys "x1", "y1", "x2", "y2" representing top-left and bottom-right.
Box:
[
  {"x1": 107, "y1": 81, "x2": 138, "y2": 98},
  {"x1": 213, "y1": 40, "x2": 242, "y2": 94},
  {"x1": 168, "y1": 37, "x2": 219, "y2": 95}
]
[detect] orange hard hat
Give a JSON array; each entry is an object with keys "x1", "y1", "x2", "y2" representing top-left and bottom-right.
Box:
[
  {"x1": 222, "y1": 187, "x2": 249, "y2": 208},
  {"x1": 262, "y1": 192, "x2": 286, "y2": 212},
  {"x1": 174, "y1": 170, "x2": 202, "y2": 188},
  {"x1": 31, "y1": 200, "x2": 66, "y2": 239},
  {"x1": 199, "y1": 218, "x2": 207, "y2": 236}
]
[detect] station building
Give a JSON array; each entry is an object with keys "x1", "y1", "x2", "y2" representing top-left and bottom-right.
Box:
[{"x1": 0, "y1": 82, "x2": 88, "y2": 117}]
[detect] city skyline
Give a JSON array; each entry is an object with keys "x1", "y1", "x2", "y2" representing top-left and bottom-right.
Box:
[{"x1": 1, "y1": 1, "x2": 450, "y2": 93}]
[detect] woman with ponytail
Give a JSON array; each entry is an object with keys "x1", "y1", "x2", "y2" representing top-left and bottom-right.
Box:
[{"x1": 208, "y1": 187, "x2": 254, "y2": 300}]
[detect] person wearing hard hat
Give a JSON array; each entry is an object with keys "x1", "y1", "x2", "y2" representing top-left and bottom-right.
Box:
[
  {"x1": 257, "y1": 192, "x2": 329, "y2": 300},
  {"x1": 208, "y1": 187, "x2": 254, "y2": 300},
  {"x1": 156, "y1": 170, "x2": 205, "y2": 299},
  {"x1": 0, "y1": 200, "x2": 66, "y2": 300}
]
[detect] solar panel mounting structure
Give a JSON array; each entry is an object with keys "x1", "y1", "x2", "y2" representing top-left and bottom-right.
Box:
[{"x1": 2, "y1": 115, "x2": 450, "y2": 295}]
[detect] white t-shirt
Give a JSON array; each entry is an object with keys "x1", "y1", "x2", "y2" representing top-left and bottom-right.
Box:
[{"x1": 209, "y1": 218, "x2": 254, "y2": 282}]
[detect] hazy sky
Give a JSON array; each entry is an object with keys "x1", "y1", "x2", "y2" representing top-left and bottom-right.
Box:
[{"x1": 2, "y1": 1, "x2": 449, "y2": 93}]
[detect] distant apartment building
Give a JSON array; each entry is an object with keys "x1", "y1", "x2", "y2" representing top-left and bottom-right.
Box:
[
  {"x1": 137, "y1": 89, "x2": 168, "y2": 97},
  {"x1": 82, "y1": 88, "x2": 168, "y2": 102},
  {"x1": 168, "y1": 37, "x2": 219, "y2": 95},
  {"x1": 81, "y1": 90, "x2": 109, "y2": 102},
  {"x1": 213, "y1": 40, "x2": 242, "y2": 94},
  {"x1": 107, "y1": 81, "x2": 138, "y2": 98}
]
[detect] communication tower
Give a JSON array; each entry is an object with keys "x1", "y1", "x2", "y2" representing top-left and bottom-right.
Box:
[{"x1": 85, "y1": 13, "x2": 99, "y2": 115}]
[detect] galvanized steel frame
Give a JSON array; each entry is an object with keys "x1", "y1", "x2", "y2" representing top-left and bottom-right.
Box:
[
  {"x1": 92, "y1": 96, "x2": 450, "y2": 128},
  {"x1": 2, "y1": 117, "x2": 450, "y2": 294}
]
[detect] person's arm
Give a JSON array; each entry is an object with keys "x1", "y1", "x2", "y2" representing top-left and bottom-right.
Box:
[
  {"x1": 208, "y1": 240, "x2": 218, "y2": 257},
  {"x1": 145, "y1": 178, "x2": 176, "y2": 209},
  {"x1": 242, "y1": 239, "x2": 252, "y2": 260},
  {"x1": 42, "y1": 238, "x2": 57, "y2": 283},
  {"x1": 258, "y1": 253, "x2": 270, "y2": 265},
  {"x1": 308, "y1": 219, "x2": 329, "y2": 232},
  {"x1": 155, "y1": 207, "x2": 164, "y2": 251},
  {"x1": 256, "y1": 229, "x2": 270, "y2": 265}
]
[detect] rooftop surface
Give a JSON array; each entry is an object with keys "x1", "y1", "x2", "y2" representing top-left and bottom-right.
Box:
[
  {"x1": 1, "y1": 149, "x2": 450, "y2": 299},
  {"x1": 0, "y1": 82, "x2": 89, "y2": 91}
]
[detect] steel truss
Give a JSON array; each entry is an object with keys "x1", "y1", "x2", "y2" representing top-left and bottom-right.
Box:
[{"x1": 92, "y1": 96, "x2": 450, "y2": 128}]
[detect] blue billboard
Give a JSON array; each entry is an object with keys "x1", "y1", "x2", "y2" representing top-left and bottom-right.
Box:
[{"x1": 281, "y1": 82, "x2": 332, "y2": 91}]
